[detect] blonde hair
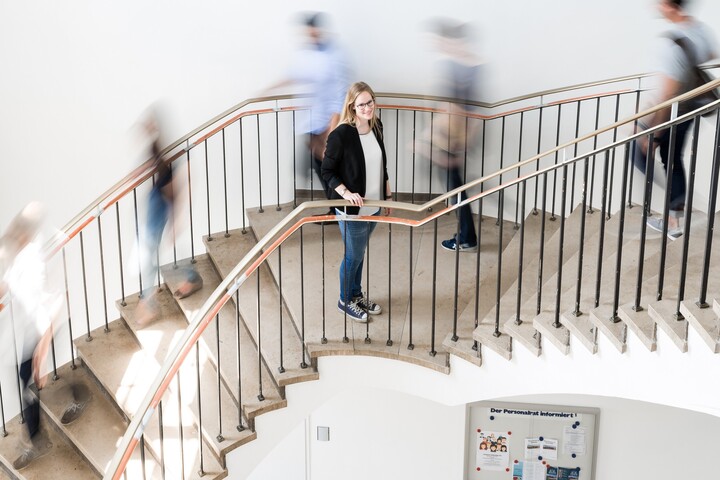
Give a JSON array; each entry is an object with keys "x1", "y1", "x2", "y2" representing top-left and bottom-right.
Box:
[{"x1": 338, "y1": 81, "x2": 379, "y2": 132}]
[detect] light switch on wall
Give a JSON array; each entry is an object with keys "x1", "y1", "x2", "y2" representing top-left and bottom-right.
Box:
[{"x1": 317, "y1": 426, "x2": 330, "y2": 442}]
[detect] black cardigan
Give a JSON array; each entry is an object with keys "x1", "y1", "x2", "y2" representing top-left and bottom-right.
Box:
[{"x1": 321, "y1": 121, "x2": 389, "y2": 215}]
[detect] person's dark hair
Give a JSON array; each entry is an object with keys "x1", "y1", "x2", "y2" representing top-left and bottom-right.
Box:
[
  {"x1": 669, "y1": 0, "x2": 685, "y2": 9},
  {"x1": 303, "y1": 11, "x2": 326, "y2": 29}
]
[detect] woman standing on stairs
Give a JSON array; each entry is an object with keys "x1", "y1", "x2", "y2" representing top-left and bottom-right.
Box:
[{"x1": 322, "y1": 81, "x2": 393, "y2": 322}]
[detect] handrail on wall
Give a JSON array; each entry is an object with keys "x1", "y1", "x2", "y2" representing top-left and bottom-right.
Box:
[{"x1": 104, "y1": 75, "x2": 720, "y2": 479}]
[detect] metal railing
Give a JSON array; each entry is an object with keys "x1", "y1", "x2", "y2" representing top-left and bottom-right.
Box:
[{"x1": 1, "y1": 69, "x2": 718, "y2": 478}]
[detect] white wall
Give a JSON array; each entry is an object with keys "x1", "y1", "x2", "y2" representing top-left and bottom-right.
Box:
[
  {"x1": 233, "y1": 331, "x2": 720, "y2": 480},
  {"x1": 3, "y1": 0, "x2": 720, "y2": 231}
]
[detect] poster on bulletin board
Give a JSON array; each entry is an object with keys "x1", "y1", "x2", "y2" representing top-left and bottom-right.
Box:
[{"x1": 464, "y1": 401, "x2": 599, "y2": 480}]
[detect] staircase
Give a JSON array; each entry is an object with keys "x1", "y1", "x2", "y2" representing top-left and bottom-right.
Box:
[{"x1": 0, "y1": 77, "x2": 719, "y2": 478}]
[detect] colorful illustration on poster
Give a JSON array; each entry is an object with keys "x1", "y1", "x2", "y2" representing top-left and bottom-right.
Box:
[{"x1": 476, "y1": 431, "x2": 510, "y2": 471}]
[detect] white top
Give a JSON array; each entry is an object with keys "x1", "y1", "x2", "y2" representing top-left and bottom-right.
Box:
[
  {"x1": 358, "y1": 131, "x2": 382, "y2": 216},
  {"x1": 657, "y1": 20, "x2": 716, "y2": 87}
]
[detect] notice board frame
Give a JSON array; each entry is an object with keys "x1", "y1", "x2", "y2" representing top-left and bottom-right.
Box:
[{"x1": 464, "y1": 400, "x2": 600, "y2": 480}]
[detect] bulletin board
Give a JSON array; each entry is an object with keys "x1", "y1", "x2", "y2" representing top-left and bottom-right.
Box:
[{"x1": 464, "y1": 401, "x2": 599, "y2": 480}]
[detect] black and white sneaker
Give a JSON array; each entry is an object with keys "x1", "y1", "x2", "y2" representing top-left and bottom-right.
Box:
[
  {"x1": 338, "y1": 298, "x2": 368, "y2": 322},
  {"x1": 353, "y1": 294, "x2": 382, "y2": 315}
]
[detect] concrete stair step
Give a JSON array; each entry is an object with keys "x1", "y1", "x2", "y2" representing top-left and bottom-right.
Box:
[
  {"x1": 461, "y1": 210, "x2": 555, "y2": 360},
  {"x1": 507, "y1": 204, "x2": 604, "y2": 356},
  {"x1": 620, "y1": 210, "x2": 720, "y2": 352},
  {"x1": 159, "y1": 256, "x2": 288, "y2": 426},
  {"x1": 0, "y1": 410, "x2": 98, "y2": 480},
  {"x1": 36, "y1": 362, "x2": 161, "y2": 479},
  {"x1": 118, "y1": 288, "x2": 257, "y2": 460},
  {"x1": 203, "y1": 227, "x2": 321, "y2": 384},
  {"x1": 474, "y1": 204, "x2": 588, "y2": 359},
  {"x1": 76, "y1": 320, "x2": 226, "y2": 479}
]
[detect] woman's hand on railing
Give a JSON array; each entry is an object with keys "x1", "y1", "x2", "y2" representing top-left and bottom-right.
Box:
[{"x1": 342, "y1": 190, "x2": 364, "y2": 206}]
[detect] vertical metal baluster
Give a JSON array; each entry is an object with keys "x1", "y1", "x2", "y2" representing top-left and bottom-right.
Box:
[
  {"x1": 215, "y1": 313, "x2": 224, "y2": 442},
  {"x1": 235, "y1": 291, "x2": 246, "y2": 431},
  {"x1": 205, "y1": 141, "x2": 212, "y2": 241},
  {"x1": 222, "y1": 129, "x2": 229, "y2": 237},
  {"x1": 571, "y1": 100, "x2": 582, "y2": 208},
  {"x1": 697, "y1": 110, "x2": 720, "y2": 308},
  {"x1": 628, "y1": 90, "x2": 642, "y2": 206},
  {"x1": 152, "y1": 176, "x2": 161, "y2": 289},
  {"x1": 497, "y1": 117, "x2": 506, "y2": 224},
  {"x1": 533, "y1": 103, "x2": 544, "y2": 213},
  {"x1": 611, "y1": 144, "x2": 631, "y2": 322},
  {"x1": 365, "y1": 222, "x2": 371, "y2": 345},
  {"x1": 300, "y1": 228, "x2": 308, "y2": 366},
  {"x1": 411, "y1": 111, "x2": 417, "y2": 203},
  {"x1": 550, "y1": 105, "x2": 562, "y2": 220},
  {"x1": 573, "y1": 156, "x2": 591, "y2": 317},
  {"x1": 494, "y1": 191, "x2": 505, "y2": 337},
  {"x1": 428, "y1": 113, "x2": 434, "y2": 204},
  {"x1": 408, "y1": 226, "x2": 414, "y2": 350},
  {"x1": 195, "y1": 342, "x2": 204, "y2": 476},
  {"x1": 256, "y1": 271, "x2": 265, "y2": 401},
  {"x1": 79, "y1": 232, "x2": 92, "y2": 342},
  {"x1": 292, "y1": 111, "x2": 298, "y2": 207},
  {"x1": 321, "y1": 224, "x2": 327, "y2": 344},
  {"x1": 240, "y1": 118, "x2": 247, "y2": 233},
  {"x1": 185, "y1": 142, "x2": 196, "y2": 261},
  {"x1": 133, "y1": 189, "x2": 142, "y2": 295},
  {"x1": 535, "y1": 174, "x2": 548, "y2": 316},
  {"x1": 553, "y1": 164, "x2": 568, "y2": 328},
  {"x1": 514, "y1": 181, "x2": 527, "y2": 325},
  {"x1": 97, "y1": 217, "x2": 109, "y2": 332},
  {"x1": 594, "y1": 151, "x2": 611, "y2": 308},
  {"x1": 515, "y1": 112, "x2": 525, "y2": 227},
  {"x1": 140, "y1": 435, "x2": 147, "y2": 480},
  {"x1": 257, "y1": 115, "x2": 264, "y2": 213},
  {"x1": 674, "y1": 118, "x2": 699, "y2": 318},
  {"x1": 342, "y1": 219, "x2": 349, "y2": 343},
  {"x1": 277, "y1": 244, "x2": 285, "y2": 373},
  {"x1": 588, "y1": 99, "x2": 601, "y2": 213},
  {"x1": 0, "y1": 382, "x2": 6, "y2": 436},
  {"x1": 473, "y1": 190, "x2": 483, "y2": 352},
  {"x1": 480, "y1": 118, "x2": 486, "y2": 216},
  {"x1": 430, "y1": 219, "x2": 438, "y2": 355},
  {"x1": 395, "y1": 110, "x2": 400, "y2": 195},
  {"x1": 158, "y1": 400, "x2": 165, "y2": 480},
  {"x1": 8, "y1": 302, "x2": 24, "y2": 422},
  {"x1": 62, "y1": 248, "x2": 76, "y2": 369},
  {"x1": 656, "y1": 122, "x2": 679, "y2": 301},
  {"x1": 275, "y1": 111, "x2": 281, "y2": 211},
  {"x1": 451, "y1": 195, "x2": 461, "y2": 341},
  {"x1": 116, "y1": 203, "x2": 127, "y2": 305},
  {"x1": 387, "y1": 223, "x2": 393, "y2": 347},
  {"x1": 606, "y1": 96, "x2": 621, "y2": 218},
  {"x1": 633, "y1": 133, "x2": 656, "y2": 312},
  {"x1": 175, "y1": 376, "x2": 186, "y2": 479}
]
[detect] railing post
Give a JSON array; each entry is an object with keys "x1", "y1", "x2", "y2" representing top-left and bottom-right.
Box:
[
  {"x1": 572, "y1": 156, "x2": 590, "y2": 317},
  {"x1": 553, "y1": 164, "x2": 568, "y2": 328},
  {"x1": 611, "y1": 143, "x2": 631, "y2": 322},
  {"x1": 494, "y1": 191, "x2": 505, "y2": 337},
  {"x1": 594, "y1": 151, "x2": 610, "y2": 308},
  {"x1": 514, "y1": 180, "x2": 527, "y2": 325},
  {"x1": 697, "y1": 109, "x2": 720, "y2": 308},
  {"x1": 656, "y1": 103, "x2": 680, "y2": 301}
]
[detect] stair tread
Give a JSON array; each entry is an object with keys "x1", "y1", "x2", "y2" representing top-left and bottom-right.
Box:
[
  {"x1": 158, "y1": 257, "x2": 288, "y2": 422},
  {"x1": 37, "y1": 362, "x2": 161, "y2": 479},
  {"x1": 76, "y1": 320, "x2": 226, "y2": 478},
  {"x1": 203, "y1": 229, "x2": 320, "y2": 386},
  {"x1": 0, "y1": 411, "x2": 98, "y2": 480},
  {"x1": 117, "y1": 290, "x2": 259, "y2": 458}
]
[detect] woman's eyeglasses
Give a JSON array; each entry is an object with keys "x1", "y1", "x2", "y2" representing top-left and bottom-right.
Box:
[{"x1": 354, "y1": 99, "x2": 375, "y2": 110}]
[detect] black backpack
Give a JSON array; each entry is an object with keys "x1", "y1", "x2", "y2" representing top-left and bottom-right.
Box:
[{"x1": 669, "y1": 35, "x2": 720, "y2": 116}]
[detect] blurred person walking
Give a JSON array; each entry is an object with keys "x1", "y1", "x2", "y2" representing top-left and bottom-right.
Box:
[
  {"x1": 634, "y1": 0, "x2": 717, "y2": 240},
  {"x1": 0, "y1": 202, "x2": 90, "y2": 470},
  {"x1": 134, "y1": 110, "x2": 203, "y2": 326},
  {"x1": 267, "y1": 11, "x2": 349, "y2": 197},
  {"x1": 322, "y1": 82, "x2": 392, "y2": 322}
]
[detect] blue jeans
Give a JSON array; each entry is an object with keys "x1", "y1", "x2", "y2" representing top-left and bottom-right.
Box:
[
  {"x1": 446, "y1": 166, "x2": 477, "y2": 245},
  {"x1": 140, "y1": 187, "x2": 170, "y2": 296},
  {"x1": 336, "y1": 209, "x2": 379, "y2": 303},
  {"x1": 633, "y1": 119, "x2": 693, "y2": 213}
]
